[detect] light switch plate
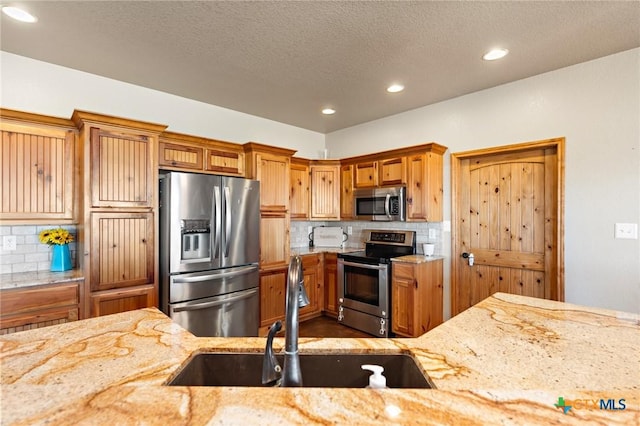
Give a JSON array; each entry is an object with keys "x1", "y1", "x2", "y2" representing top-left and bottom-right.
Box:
[
  {"x1": 614, "y1": 223, "x2": 638, "y2": 239},
  {"x1": 428, "y1": 228, "x2": 437, "y2": 239}
]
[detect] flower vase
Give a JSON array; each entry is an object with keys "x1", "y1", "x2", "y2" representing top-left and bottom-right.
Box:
[{"x1": 51, "y1": 244, "x2": 72, "y2": 272}]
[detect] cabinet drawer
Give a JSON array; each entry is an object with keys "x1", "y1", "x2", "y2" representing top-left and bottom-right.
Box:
[{"x1": 0, "y1": 283, "x2": 79, "y2": 316}]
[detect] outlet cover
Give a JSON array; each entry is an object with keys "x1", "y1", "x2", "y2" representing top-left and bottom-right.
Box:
[
  {"x1": 347, "y1": 226, "x2": 353, "y2": 235},
  {"x1": 3, "y1": 235, "x2": 17, "y2": 251},
  {"x1": 428, "y1": 228, "x2": 437, "y2": 239},
  {"x1": 614, "y1": 223, "x2": 638, "y2": 239}
]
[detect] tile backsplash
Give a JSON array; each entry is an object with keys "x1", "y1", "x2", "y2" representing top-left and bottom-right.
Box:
[
  {"x1": 291, "y1": 220, "x2": 444, "y2": 255},
  {"x1": 0, "y1": 225, "x2": 78, "y2": 274}
]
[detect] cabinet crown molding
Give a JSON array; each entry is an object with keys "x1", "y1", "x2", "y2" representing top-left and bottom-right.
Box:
[
  {"x1": 71, "y1": 110, "x2": 167, "y2": 134},
  {"x1": 243, "y1": 141, "x2": 297, "y2": 157},
  {"x1": 1, "y1": 108, "x2": 76, "y2": 129},
  {"x1": 341, "y1": 142, "x2": 448, "y2": 164}
]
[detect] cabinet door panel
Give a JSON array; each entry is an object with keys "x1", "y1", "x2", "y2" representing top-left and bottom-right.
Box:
[
  {"x1": 392, "y1": 263, "x2": 415, "y2": 336},
  {"x1": 311, "y1": 165, "x2": 340, "y2": 220},
  {"x1": 205, "y1": 149, "x2": 244, "y2": 175},
  {"x1": 354, "y1": 161, "x2": 378, "y2": 188},
  {"x1": 406, "y1": 154, "x2": 427, "y2": 221},
  {"x1": 323, "y1": 253, "x2": 338, "y2": 316},
  {"x1": 340, "y1": 165, "x2": 354, "y2": 219},
  {"x1": 380, "y1": 157, "x2": 405, "y2": 186},
  {"x1": 259, "y1": 215, "x2": 290, "y2": 268},
  {"x1": 90, "y1": 285, "x2": 155, "y2": 317},
  {"x1": 300, "y1": 254, "x2": 321, "y2": 318},
  {"x1": 255, "y1": 152, "x2": 290, "y2": 211},
  {"x1": 0, "y1": 122, "x2": 75, "y2": 221},
  {"x1": 290, "y1": 162, "x2": 310, "y2": 219},
  {"x1": 260, "y1": 269, "x2": 287, "y2": 326},
  {"x1": 91, "y1": 127, "x2": 153, "y2": 208},
  {"x1": 90, "y1": 212, "x2": 154, "y2": 292},
  {"x1": 158, "y1": 142, "x2": 203, "y2": 170}
]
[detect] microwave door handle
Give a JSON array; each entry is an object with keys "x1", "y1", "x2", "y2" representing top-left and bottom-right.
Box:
[
  {"x1": 224, "y1": 186, "x2": 231, "y2": 257},
  {"x1": 384, "y1": 193, "x2": 391, "y2": 218},
  {"x1": 340, "y1": 260, "x2": 387, "y2": 271},
  {"x1": 172, "y1": 288, "x2": 257, "y2": 312},
  {"x1": 213, "y1": 185, "x2": 222, "y2": 259}
]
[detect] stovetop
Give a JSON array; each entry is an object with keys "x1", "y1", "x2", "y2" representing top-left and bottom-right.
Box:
[{"x1": 338, "y1": 230, "x2": 416, "y2": 264}]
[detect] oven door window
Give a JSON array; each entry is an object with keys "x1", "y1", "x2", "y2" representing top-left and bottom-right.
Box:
[{"x1": 343, "y1": 264, "x2": 379, "y2": 305}]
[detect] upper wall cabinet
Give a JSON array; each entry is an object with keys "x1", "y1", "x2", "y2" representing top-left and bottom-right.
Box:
[
  {"x1": 341, "y1": 143, "x2": 447, "y2": 222},
  {"x1": 245, "y1": 143, "x2": 295, "y2": 213},
  {"x1": 310, "y1": 161, "x2": 341, "y2": 220},
  {"x1": 290, "y1": 158, "x2": 310, "y2": 219},
  {"x1": 159, "y1": 131, "x2": 245, "y2": 176},
  {"x1": 0, "y1": 109, "x2": 77, "y2": 223}
]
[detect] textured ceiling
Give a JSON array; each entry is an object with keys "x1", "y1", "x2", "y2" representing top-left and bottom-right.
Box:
[{"x1": 1, "y1": 1, "x2": 639, "y2": 133}]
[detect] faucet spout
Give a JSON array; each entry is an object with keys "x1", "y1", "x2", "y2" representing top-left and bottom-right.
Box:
[{"x1": 281, "y1": 255, "x2": 309, "y2": 387}]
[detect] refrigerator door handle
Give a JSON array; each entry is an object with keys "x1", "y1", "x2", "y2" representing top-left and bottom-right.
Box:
[
  {"x1": 224, "y1": 186, "x2": 231, "y2": 257},
  {"x1": 172, "y1": 288, "x2": 257, "y2": 312},
  {"x1": 213, "y1": 185, "x2": 221, "y2": 259},
  {"x1": 172, "y1": 265, "x2": 259, "y2": 283}
]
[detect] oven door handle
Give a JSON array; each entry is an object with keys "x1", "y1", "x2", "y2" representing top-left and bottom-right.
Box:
[{"x1": 340, "y1": 260, "x2": 387, "y2": 271}]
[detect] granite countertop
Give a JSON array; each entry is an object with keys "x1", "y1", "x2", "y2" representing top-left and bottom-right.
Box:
[
  {"x1": 291, "y1": 246, "x2": 362, "y2": 256},
  {"x1": 1, "y1": 293, "x2": 638, "y2": 425},
  {"x1": 391, "y1": 254, "x2": 445, "y2": 263},
  {"x1": 0, "y1": 269, "x2": 84, "y2": 290}
]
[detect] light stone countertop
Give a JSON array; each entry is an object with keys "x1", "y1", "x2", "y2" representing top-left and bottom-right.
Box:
[
  {"x1": 391, "y1": 254, "x2": 445, "y2": 263},
  {"x1": 1, "y1": 293, "x2": 638, "y2": 425},
  {"x1": 0, "y1": 269, "x2": 84, "y2": 290}
]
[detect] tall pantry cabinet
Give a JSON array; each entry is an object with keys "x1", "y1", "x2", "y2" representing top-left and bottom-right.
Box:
[
  {"x1": 243, "y1": 143, "x2": 296, "y2": 330},
  {"x1": 72, "y1": 111, "x2": 167, "y2": 318}
]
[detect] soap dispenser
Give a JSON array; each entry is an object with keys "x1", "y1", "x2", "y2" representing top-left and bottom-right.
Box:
[{"x1": 361, "y1": 364, "x2": 387, "y2": 389}]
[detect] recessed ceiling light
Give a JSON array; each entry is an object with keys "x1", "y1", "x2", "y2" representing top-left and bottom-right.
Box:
[
  {"x1": 387, "y1": 84, "x2": 404, "y2": 93},
  {"x1": 322, "y1": 108, "x2": 336, "y2": 115},
  {"x1": 483, "y1": 48, "x2": 509, "y2": 61},
  {"x1": 1, "y1": 6, "x2": 38, "y2": 23}
]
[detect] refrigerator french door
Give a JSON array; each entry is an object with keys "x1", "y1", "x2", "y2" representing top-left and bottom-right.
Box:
[{"x1": 159, "y1": 171, "x2": 260, "y2": 337}]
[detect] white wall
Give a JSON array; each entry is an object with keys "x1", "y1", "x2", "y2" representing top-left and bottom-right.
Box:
[
  {"x1": 0, "y1": 52, "x2": 324, "y2": 158},
  {"x1": 327, "y1": 48, "x2": 640, "y2": 314}
]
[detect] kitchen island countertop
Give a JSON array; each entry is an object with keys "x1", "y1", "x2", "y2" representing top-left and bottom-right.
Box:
[{"x1": 1, "y1": 293, "x2": 638, "y2": 425}]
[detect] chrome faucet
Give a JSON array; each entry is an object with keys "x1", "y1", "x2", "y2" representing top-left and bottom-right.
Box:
[{"x1": 262, "y1": 255, "x2": 310, "y2": 387}]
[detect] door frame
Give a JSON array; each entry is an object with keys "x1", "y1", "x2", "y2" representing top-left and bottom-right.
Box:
[{"x1": 450, "y1": 137, "x2": 565, "y2": 313}]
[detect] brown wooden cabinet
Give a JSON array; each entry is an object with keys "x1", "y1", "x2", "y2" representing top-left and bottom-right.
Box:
[
  {"x1": 244, "y1": 143, "x2": 296, "y2": 327},
  {"x1": 340, "y1": 164, "x2": 354, "y2": 219},
  {"x1": 0, "y1": 282, "x2": 81, "y2": 334},
  {"x1": 379, "y1": 156, "x2": 405, "y2": 186},
  {"x1": 354, "y1": 161, "x2": 378, "y2": 188},
  {"x1": 391, "y1": 259, "x2": 443, "y2": 337},
  {"x1": 72, "y1": 110, "x2": 167, "y2": 318},
  {"x1": 290, "y1": 158, "x2": 310, "y2": 219},
  {"x1": 323, "y1": 253, "x2": 338, "y2": 317},
  {"x1": 259, "y1": 267, "x2": 287, "y2": 328},
  {"x1": 299, "y1": 253, "x2": 323, "y2": 320},
  {"x1": 0, "y1": 109, "x2": 77, "y2": 223},
  {"x1": 310, "y1": 161, "x2": 340, "y2": 220},
  {"x1": 159, "y1": 131, "x2": 245, "y2": 176},
  {"x1": 406, "y1": 150, "x2": 445, "y2": 222}
]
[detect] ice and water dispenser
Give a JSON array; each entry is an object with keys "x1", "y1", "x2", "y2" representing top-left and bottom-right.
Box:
[{"x1": 180, "y1": 219, "x2": 211, "y2": 262}]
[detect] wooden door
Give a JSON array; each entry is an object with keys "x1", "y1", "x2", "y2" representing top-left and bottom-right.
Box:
[{"x1": 451, "y1": 138, "x2": 564, "y2": 316}]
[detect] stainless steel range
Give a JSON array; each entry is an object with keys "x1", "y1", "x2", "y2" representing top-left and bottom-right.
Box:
[{"x1": 337, "y1": 230, "x2": 416, "y2": 337}]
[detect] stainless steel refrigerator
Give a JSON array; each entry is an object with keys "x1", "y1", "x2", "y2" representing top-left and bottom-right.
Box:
[{"x1": 159, "y1": 171, "x2": 260, "y2": 337}]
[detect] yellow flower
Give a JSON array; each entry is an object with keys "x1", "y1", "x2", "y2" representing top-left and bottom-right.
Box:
[{"x1": 39, "y1": 228, "x2": 74, "y2": 245}]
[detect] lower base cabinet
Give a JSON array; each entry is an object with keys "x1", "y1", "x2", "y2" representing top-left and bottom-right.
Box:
[
  {"x1": 90, "y1": 285, "x2": 156, "y2": 317},
  {"x1": 299, "y1": 254, "x2": 322, "y2": 321},
  {"x1": 0, "y1": 281, "x2": 81, "y2": 335},
  {"x1": 391, "y1": 259, "x2": 443, "y2": 337},
  {"x1": 259, "y1": 267, "x2": 287, "y2": 330},
  {"x1": 323, "y1": 253, "x2": 338, "y2": 317}
]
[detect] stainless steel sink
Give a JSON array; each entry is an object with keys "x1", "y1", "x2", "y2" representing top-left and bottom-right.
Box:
[{"x1": 167, "y1": 352, "x2": 433, "y2": 388}]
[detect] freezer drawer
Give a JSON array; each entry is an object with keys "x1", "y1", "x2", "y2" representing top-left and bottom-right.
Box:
[
  {"x1": 168, "y1": 264, "x2": 258, "y2": 304},
  {"x1": 169, "y1": 287, "x2": 259, "y2": 337}
]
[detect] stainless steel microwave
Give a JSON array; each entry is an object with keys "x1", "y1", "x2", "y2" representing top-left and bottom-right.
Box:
[{"x1": 353, "y1": 186, "x2": 406, "y2": 221}]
